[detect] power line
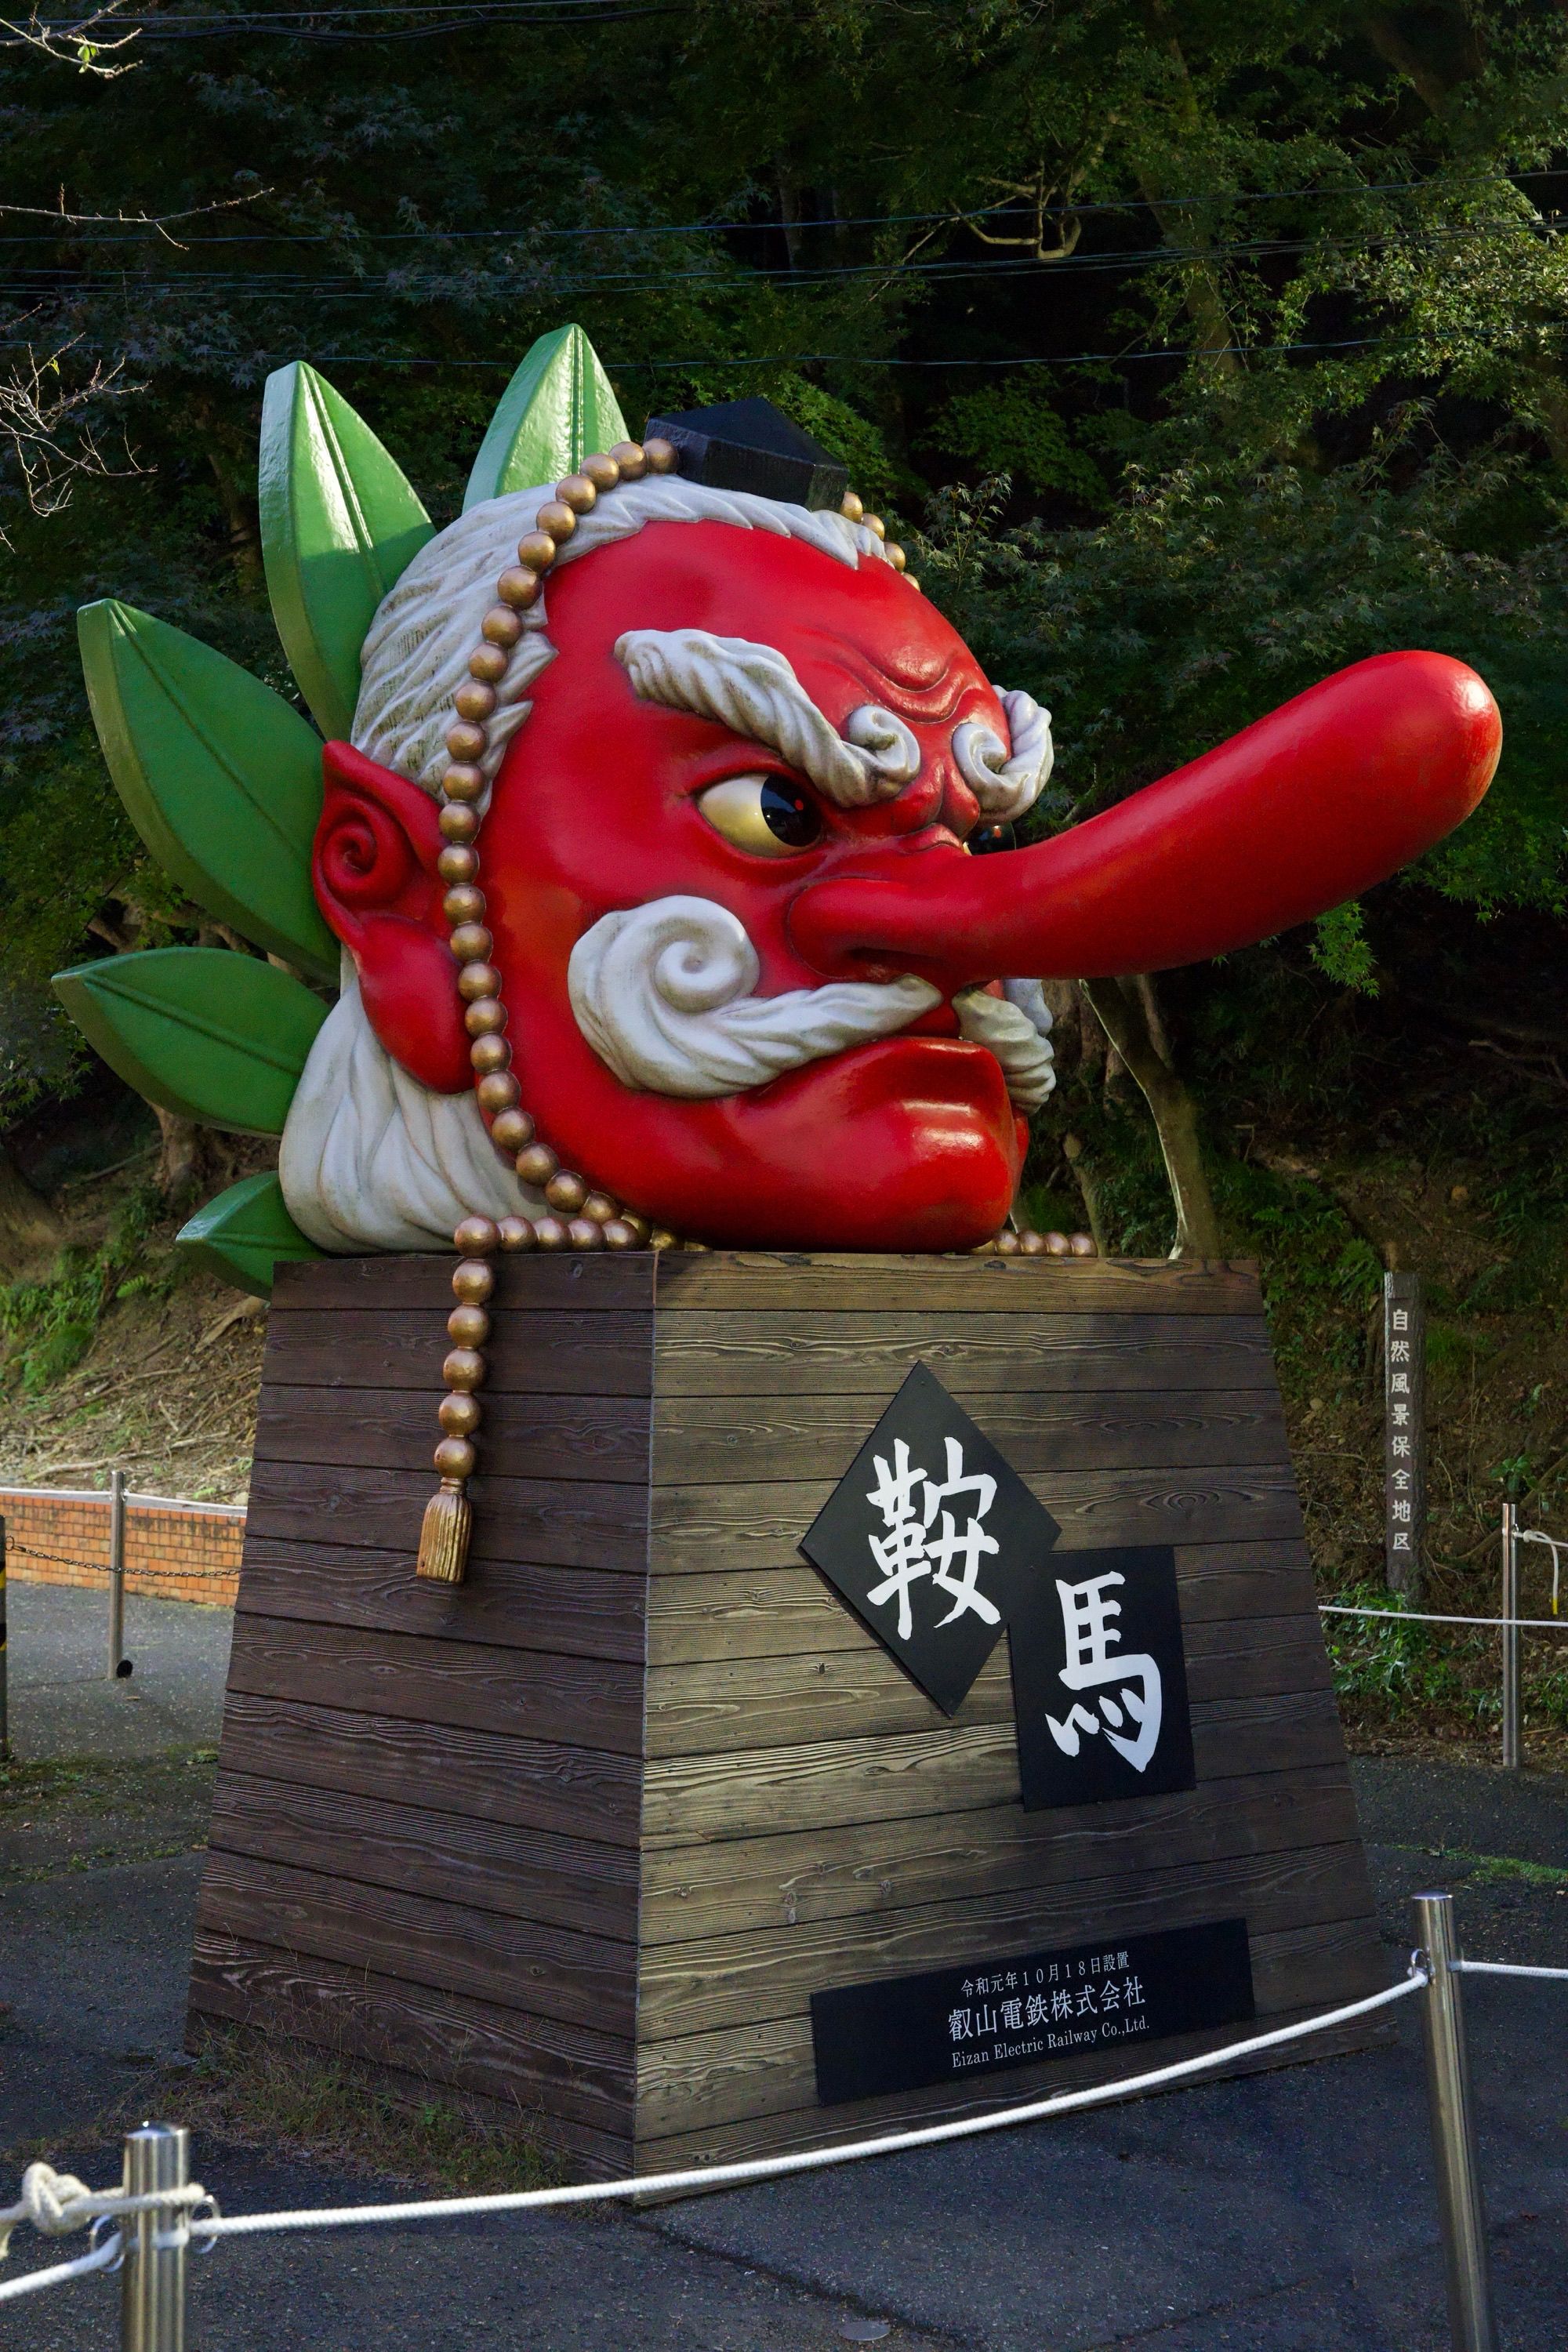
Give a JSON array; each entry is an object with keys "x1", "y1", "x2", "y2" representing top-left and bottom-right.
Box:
[
  {"x1": 0, "y1": 166, "x2": 1556, "y2": 245},
  {"x1": 0, "y1": 329, "x2": 1437, "y2": 368},
  {"x1": 5, "y1": 0, "x2": 678, "y2": 31},
  {"x1": 2, "y1": 216, "x2": 1557, "y2": 299}
]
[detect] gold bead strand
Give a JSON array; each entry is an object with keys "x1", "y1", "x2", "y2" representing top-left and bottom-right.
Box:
[
  {"x1": 416, "y1": 448, "x2": 686, "y2": 1577},
  {"x1": 441, "y1": 440, "x2": 679, "y2": 1254},
  {"x1": 417, "y1": 1213, "x2": 503, "y2": 1581}
]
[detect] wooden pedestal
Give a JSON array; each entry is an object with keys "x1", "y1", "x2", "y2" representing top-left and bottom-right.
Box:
[{"x1": 189, "y1": 1251, "x2": 1384, "y2": 2179}]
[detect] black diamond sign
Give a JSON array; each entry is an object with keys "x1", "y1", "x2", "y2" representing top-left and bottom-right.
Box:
[
  {"x1": 799, "y1": 1363, "x2": 1060, "y2": 1715},
  {"x1": 1008, "y1": 1544, "x2": 1196, "y2": 1811}
]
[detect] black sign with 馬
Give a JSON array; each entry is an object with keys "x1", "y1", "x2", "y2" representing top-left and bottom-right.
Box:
[
  {"x1": 811, "y1": 1917, "x2": 1254, "y2": 2106},
  {"x1": 798, "y1": 1362, "x2": 1060, "y2": 1716},
  {"x1": 1007, "y1": 1544, "x2": 1195, "y2": 1811}
]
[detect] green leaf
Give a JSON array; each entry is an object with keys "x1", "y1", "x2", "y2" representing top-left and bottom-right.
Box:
[
  {"x1": 463, "y1": 325, "x2": 628, "y2": 511},
  {"x1": 260, "y1": 362, "x2": 434, "y2": 740},
  {"x1": 176, "y1": 1171, "x2": 321, "y2": 1298},
  {"x1": 53, "y1": 947, "x2": 328, "y2": 1135},
  {"x1": 78, "y1": 599, "x2": 338, "y2": 983}
]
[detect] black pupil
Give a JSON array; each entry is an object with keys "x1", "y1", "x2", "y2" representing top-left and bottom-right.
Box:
[
  {"x1": 760, "y1": 779, "x2": 821, "y2": 847},
  {"x1": 970, "y1": 821, "x2": 1017, "y2": 855}
]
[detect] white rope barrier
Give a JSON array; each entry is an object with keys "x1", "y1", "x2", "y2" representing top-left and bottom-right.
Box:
[
  {"x1": 12, "y1": 1933, "x2": 1568, "y2": 2319},
  {"x1": 198, "y1": 1970, "x2": 1428, "y2": 2242},
  {"x1": 1453, "y1": 1959, "x2": 1568, "y2": 1981},
  {"x1": 1319, "y1": 1603, "x2": 1568, "y2": 1634},
  {"x1": 0, "y1": 2233, "x2": 122, "y2": 2306},
  {"x1": 0, "y1": 1969, "x2": 1429, "y2": 2300},
  {"x1": 0, "y1": 2161, "x2": 206, "y2": 2244},
  {"x1": 1518, "y1": 1528, "x2": 1563, "y2": 1617}
]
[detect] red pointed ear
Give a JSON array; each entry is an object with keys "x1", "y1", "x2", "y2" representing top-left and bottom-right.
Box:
[{"x1": 314, "y1": 741, "x2": 471, "y2": 1094}]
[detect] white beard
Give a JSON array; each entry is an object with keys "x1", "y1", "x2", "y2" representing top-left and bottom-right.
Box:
[{"x1": 279, "y1": 924, "x2": 1054, "y2": 1254}]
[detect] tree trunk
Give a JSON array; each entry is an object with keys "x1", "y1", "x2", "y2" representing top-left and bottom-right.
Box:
[
  {"x1": 1359, "y1": 6, "x2": 1485, "y2": 114},
  {"x1": 1080, "y1": 975, "x2": 1225, "y2": 1258},
  {"x1": 1138, "y1": 5, "x2": 1243, "y2": 382},
  {"x1": 1062, "y1": 1132, "x2": 1108, "y2": 1257},
  {"x1": 0, "y1": 1142, "x2": 62, "y2": 1276},
  {"x1": 1136, "y1": 172, "x2": 1243, "y2": 379},
  {"x1": 154, "y1": 1108, "x2": 201, "y2": 1201}
]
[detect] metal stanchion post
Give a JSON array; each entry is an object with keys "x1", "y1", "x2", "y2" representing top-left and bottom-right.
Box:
[
  {"x1": 121, "y1": 2123, "x2": 189, "y2": 2352},
  {"x1": 1414, "y1": 1894, "x2": 1497, "y2": 2352},
  {"x1": 1500, "y1": 1502, "x2": 1520, "y2": 1770},
  {"x1": 107, "y1": 1468, "x2": 131, "y2": 1682}
]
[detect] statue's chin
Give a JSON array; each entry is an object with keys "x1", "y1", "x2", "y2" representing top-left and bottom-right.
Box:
[{"x1": 545, "y1": 1036, "x2": 1022, "y2": 1251}]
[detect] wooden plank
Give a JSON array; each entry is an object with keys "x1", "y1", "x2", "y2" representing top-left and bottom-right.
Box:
[
  {"x1": 634, "y1": 1842, "x2": 1376, "y2": 2042},
  {"x1": 263, "y1": 1308, "x2": 654, "y2": 1396},
  {"x1": 652, "y1": 1315, "x2": 1276, "y2": 1399},
  {"x1": 187, "y1": 1932, "x2": 635, "y2": 2143},
  {"x1": 256, "y1": 1387, "x2": 652, "y2": 1483},
  {"x1": 644, "y1": 1612, "x2": 1328, "y2": 1759},
  {"x1": 632, "y1": 2009, "x2": 1389, "y2": 2173},
  {"x1": 197, "y1": 1849, "x2": 636, "y2": 2032},
  {"x1": 225, "y1": 1616, "x2": 646, "y2": 1756},
  {"x1": 1171, "y1": 1540, "x2": 1316, "y2": 1623},
  {"x1": 641, "y1": 1686, "x2": 1349, "y2": 1844},
  {"x1": 275, "y1": 1251, "x2": 655, "y2": 1316},
  {"x1": 638, "y1": 1765, "x2": 1361, "y2": 1944},
  {"x1": 633, "y1": 1913, "x2": 1387, "y2": 2139},
  {"x1": 645, "y1": 1542, "x2": 1316, "y2": 1668},
  {"x1": 238, "y1": 1541, "x2": 647, "y2": 1663},
  {"x1": 649, "y1": 1463, "x2": 1303, "y2": 1577},
  {"x1": 652, "y1": 1388, "x2": 1286, "y2": 1486},
  {"x1": 244, "y1": 1461, "x2": 648, "y2": 1571},
  {"x1": 209, "y1": 1770, "x2": 640, "y2": 1939},
  {"x1": 216, "y1": 1693, "x2": 643, "y2": 1846},
  {"x1": 183, "y1": 2006, "x2": 634, "y2": 2182},
  {"x1": 653, "y1": 1252, "x2": 1262, "y2": 1316}
]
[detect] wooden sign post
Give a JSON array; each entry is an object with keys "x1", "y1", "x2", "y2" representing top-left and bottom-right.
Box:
[
  {"x1": 1383, "y1": 1272, "x2": 1426, "y2": 1599},
  {"x1": 189, "y1": 1250, "x2": 1385, "y2": 2179}
]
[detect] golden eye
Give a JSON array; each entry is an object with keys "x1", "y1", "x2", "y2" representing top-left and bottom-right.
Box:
[{"x1": 696, "y1": 774, "x2": 823, "y2": 856}]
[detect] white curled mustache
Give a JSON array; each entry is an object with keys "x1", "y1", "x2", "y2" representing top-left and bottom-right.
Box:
[{"x1": 568, "y1": 895, "x2": 1054, "y2": 1109}]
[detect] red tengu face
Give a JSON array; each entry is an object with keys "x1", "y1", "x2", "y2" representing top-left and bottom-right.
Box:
[
  {"x1": 312, "y1": 510, "x2": 1503, "y2": 1254},
  {"x1": 482, "y1": 523, "x2": 1026, "y2": 1249}
]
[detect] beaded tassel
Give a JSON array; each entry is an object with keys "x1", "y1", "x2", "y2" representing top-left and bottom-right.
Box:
[{"x1": 412, "y1": 445, "x2": 991, "y2": 1577}]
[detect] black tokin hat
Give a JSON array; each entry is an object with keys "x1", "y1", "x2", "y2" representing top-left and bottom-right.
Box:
[{"x1": 643, "y1": 397, "x2": 849, "y2": 511}]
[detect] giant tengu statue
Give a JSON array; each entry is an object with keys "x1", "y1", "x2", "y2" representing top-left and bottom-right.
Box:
[{"x1": 57, "y1": 326, "x2": 1502, "y2": 1581}]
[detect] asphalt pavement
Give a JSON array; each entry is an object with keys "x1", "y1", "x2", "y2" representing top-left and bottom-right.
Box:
[
  {"x1": 0, "y1": 1584, "x2": 1563, "y2": 2350},
  {"x1": 5, "y1": 1578, "x2": 230, "y2": 1761}
]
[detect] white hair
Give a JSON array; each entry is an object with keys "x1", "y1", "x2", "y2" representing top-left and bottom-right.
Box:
[
  {"x1": 279, "y1": 960, "x2": 543, "y2": 1252},
  {"x1": 351, "y1": 477, "x2": 891, "y2": 793}
]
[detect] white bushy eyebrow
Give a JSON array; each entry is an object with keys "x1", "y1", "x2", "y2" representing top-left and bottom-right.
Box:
[
  {"x1": 612, "y1": 626, "x2": 920, "y2": 809},
  {"x1": 953, "y1": 688, "x2": 1054, "y2": 821}
]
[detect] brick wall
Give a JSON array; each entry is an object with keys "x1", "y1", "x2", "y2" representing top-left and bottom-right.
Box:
[{"x1": 0, "y1": 1486, "x2": 244, "y2": 1607}]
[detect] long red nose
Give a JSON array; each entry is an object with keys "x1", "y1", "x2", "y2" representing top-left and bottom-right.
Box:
[{"x1": 790, "y1": 650, "x2": 1501, "y2": 983}]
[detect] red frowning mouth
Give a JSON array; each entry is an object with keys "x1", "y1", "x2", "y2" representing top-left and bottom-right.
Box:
[{"x1": 903, "y1": 999, "x2": 964, "y2": 1039}]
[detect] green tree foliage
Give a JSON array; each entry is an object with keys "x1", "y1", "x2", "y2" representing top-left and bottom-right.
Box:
[{"x1": 0, "y1": 0, "x2": 1565, "y2": 1181}]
